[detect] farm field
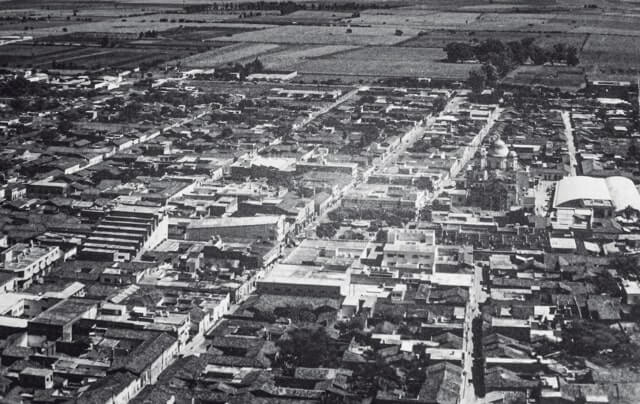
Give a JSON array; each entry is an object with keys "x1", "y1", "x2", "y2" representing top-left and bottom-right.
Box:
[
  {"x1": 241, "y1": 44, "x2": 359, "y2": 69},
  {"x1": 205, "y1": 25, "x2": 420, "y2": 46},
  {"x1": 399, "y1": 30, "x2": 587, "y2": 49},
  {"x1": 0, "y1": 44, "x2": 76, "y2": 67},
  {"x1": 160, "y1": 26, "x2": 261, "y2": 42},
  {"x1": 502, "y1": 65, "x2": 585, "y2": 91},
  {"x1": 580, "y1": 34, "x2": 640, "y2": 78},
  {"x1": 0, "y1": 0, "x2": 638, "y2": 84},
  {"x1": 550, "y1": 14, "x2": 640, "y2": 33},
  {"x1": 241, "y1": 10, "x2": 353, "y2": 25},
  {"x1": 0, "y1": 41, "x2": 192, "y2": 69},
  {"x1": 534, "y1": 33, "x2": 588, "y2": 49},
  {"x1": 56, "y1": 49, "x2": 190, "y2": 70},
  {"x1": 351, "y1": 10, "x2": 481, "y2": 28},
  {"x1": 177, "y1": 42, "x2": 282, "y2": 68},
  {"x1": 0, "y1": 13, "x2": 246, "y2": 38},
  {"x1": 291, "y1": 46, "x2": 476, "y2": 79}
]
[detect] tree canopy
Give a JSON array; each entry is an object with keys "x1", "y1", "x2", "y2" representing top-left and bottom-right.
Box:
[{"x1": 276, "y1": 326, "x2": 339, "y2": 368}]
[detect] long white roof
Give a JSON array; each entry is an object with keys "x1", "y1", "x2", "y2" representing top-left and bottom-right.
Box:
[
  {"x1": 605, "y1": 176, "x2": 640, "y2": 212},
  {"x1": 554, "y1": 175, "x2": 640, "y2": 212},
  {"x1": 553, "y1": 176, "x2": 611, "y2": 207}
]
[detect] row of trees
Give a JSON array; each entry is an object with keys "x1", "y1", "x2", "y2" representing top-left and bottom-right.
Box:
[
  {"x1": 186, "y1": 2, "x2": 390, "y2": 13},
  {"x1": 328, "y1": 207, "x2": 416, "y2": 228},
  {"x1": 561, "y1": 320, "x2": 640, "y2": 366},
  {"x1": 222, "y1": 58, "x2": 265, "y2": 80},
  {"x1": 449, "y1": 38, "x2": 581, "y2": 94},
  {"x1": 445, "y1": 38, "x2": 579, "y2": 68},
  {"x1": 0, "y1": 77, "x2": 52, "y2": 98}
]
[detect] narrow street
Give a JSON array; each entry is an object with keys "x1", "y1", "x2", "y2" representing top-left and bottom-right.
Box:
[
  {"x1": 561, "y1": 110, "x2": 577, "y2": 176},
  {"x1": 460, "y1": 264, "x2": 483, "y2": 404},
  {"x1": 37, "y1": 109, "x2": 209, "y2": 180},
  {"x1": 292, "y1": 86, "x2": 363, "y2": 131}
]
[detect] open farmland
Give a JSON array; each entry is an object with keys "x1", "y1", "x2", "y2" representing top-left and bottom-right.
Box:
[
  {"x1": 466, "y1": 12, "x2": 564, "y2": 32},
  {"x1": 0, "y1": 13, "x2": 246, "y2": 38},
  {"x1": 550, "y1": 13, "x2": 640, "y2": 33},
  {"x1": 242, "y1": 44, "x2": 359, "y2": 69},
  {"x1": 502, "y1": 65, "x2": 585, "y2": 91},
  {"x1": 350, "y1": 10, "x2": 481, "y2": 29},
  {"x1": 177, "y1": 42, "x2": 281, "y2": 68},
  {"x1": 205, "y1": 25, "x2": 420, "y2": 46},
  {"x1": 51, "y1": 48, "x2": 190, "y2": 70},
  {"x1": 160, "y1": 25, "x2": 261, "y2": 42},
  {"x1": 400, "y1": 30, "x2": 587, "y2": 49},
  {"x1": 581, "y1": 34, "x2": 640, "y2": 78},
  {"x1": 534, "y1": 33, "x2": 588, "y2": 49},
  {"x1": 0, "y1": 41, "x2": 191, "y2": 69},
  {"x1": 291, "y1": 46, "x2": 476, "y2": 79},
  {"x1": 241, "y1": 10, "x2": 353, "y2": 25},
  {"x1": 0, "y1": 44, "x2": 79, "y2": 67}
]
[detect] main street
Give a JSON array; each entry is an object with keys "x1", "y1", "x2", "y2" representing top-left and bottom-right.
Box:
[
  {"x1": 302, "y1": 95, "x2": 458, "y2": 236},
  {"x1": 560, "y1": 110, "x2": 577, "y2": 176},
  {"x1": 292, "y1": 86, "x2": 364, "y2": 131},
  {"x1": 460, "y1": 263, "x2": 483, "y2": 404},
  {"x1": 179, "y1": 94, "x2": 498, "y2": 404}
]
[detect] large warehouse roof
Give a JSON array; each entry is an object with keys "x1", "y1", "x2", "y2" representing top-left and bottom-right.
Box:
[
  {"x1": 605, "y1": 176, "x2": 640, "y2": 212},
  {"x1": 553, "y1": 176, "x2": 640, "y2": 212},
  {"x1": 553, "y1": 176, "x2": 611, "y2": 207}
]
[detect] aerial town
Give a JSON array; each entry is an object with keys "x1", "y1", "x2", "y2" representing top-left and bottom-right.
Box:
[{"x1": 0, "y1": 0, "x2": 640, "y2": 403}]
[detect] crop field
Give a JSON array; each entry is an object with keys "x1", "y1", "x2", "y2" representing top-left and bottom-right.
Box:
[
  {"x1": 467, "y1": 12, "x2": 560, "y2": 32},
  {"x1": 242, "y1": 10, "x2": 353, "y2": 25},
  {"x1": 399, "y1": 30, "x2": 586, "y2": 49},
  {"x1": 55, "y1": 49, "x2": 190, "y2": 70},
  {"x1": 0, "y1": 41, "x2": 190, "y2": 69},
  {"x1": 205, "y1": 25, "x2": 420, "y2": 46},
  {"x1": 502, "y1": 65, "x2": 585, "y2": 91},
  {"x1": 178, "y1": 42, "x2": 282, "y2": 68},
  {"x1": 581, "y1": 34, "x2": 640, "y2": 77},
  {"x1": 534, "y1": 33, "x2": 588, "y2": 49},
  {"x1": 0, "y1": 13, "x2": 248, "y2": 38},
  {"x1": 351, "y1": 11, "x2": 481, "y2": 28},
  {"x1": 550, "y1": 14, "x2": 640, "y2": 33},
  {"x1": 291, "y1": 46, "x2": 476, "y2": 79},
  {"x1": 0, "y1": 44, "x2": 75, "y2": 66},
  {"x1": 243, "y1": 44, "x2": 359, "y2": 69},
  {"x1": 0, "y1": 44, "x2": 83, "y2": 67},
  {"x1": 160, "y1": 26, "x2": 260, "y2": 42},
  {"x1": 90, "y1": 0, "x2": 423, "y2": 4}
]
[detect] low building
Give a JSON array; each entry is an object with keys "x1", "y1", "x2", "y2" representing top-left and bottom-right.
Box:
[
  {"x1": 27, "y1": 179, "x2": 71, "y2": 198},
  {"x1": 553, "y1": 176, "x2": 640, "y2": 218},
  {"x1": 19, "y1": 367, "x2": 53, "y2": 389},
  {"x1": 623, "y1": 280, "x2": 640, "y2": 305},
  {"x1": 79, "y1": 205, "x2": 168, "y2": 262},
  {"x1": 257, "y1": 263, "x2": 350, "y2": 298},
  {"x1": 342, "y1": 184, "x2": 427, "y2": 211},
  {"x1": 109, "y1": 332, "x2": 179, "y2": 387},
  {"x1": 183, "y1": 215, "x2": 286, "y2": 243},
  {"x1": 247, "y1": 70, "x2": 298, "y2": 82},
  {"x1": 382, "y1": 229, "x2": 437, "y2": 275},
  {"x1": 296, "y1": 160, "x2": 358, "y2": 177},
  {"x1": 0, "y1": 243, "x2": 61, "y2": 290},
  {"x1": 27, "y1": 298, "x2": 99, "y2": 343}
]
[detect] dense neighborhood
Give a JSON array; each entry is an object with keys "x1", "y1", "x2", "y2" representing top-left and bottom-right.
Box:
[{"x1": 1, "y1": 0, "x2": 640, "y2": 404}]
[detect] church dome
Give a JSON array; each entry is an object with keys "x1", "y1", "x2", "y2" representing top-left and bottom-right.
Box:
[{"x1": 488, "y1": 138, "x2": 509, "y2": 158}]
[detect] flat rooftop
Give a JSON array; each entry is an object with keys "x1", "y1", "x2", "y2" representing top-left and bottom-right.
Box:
[
  {"x1": 185, "y1": 215, "x2": 283, "y2": 229},
  {"x1": 260, "y1": 263, "x2": 348, "y2": 287},
  {"x1": 30, "y1": 298, "x2": 98, "y2": 326}
]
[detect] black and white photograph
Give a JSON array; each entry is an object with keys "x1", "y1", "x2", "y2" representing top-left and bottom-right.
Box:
[{"x1": 0, "y1": 0, "x2": 638, "y2": 403}]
